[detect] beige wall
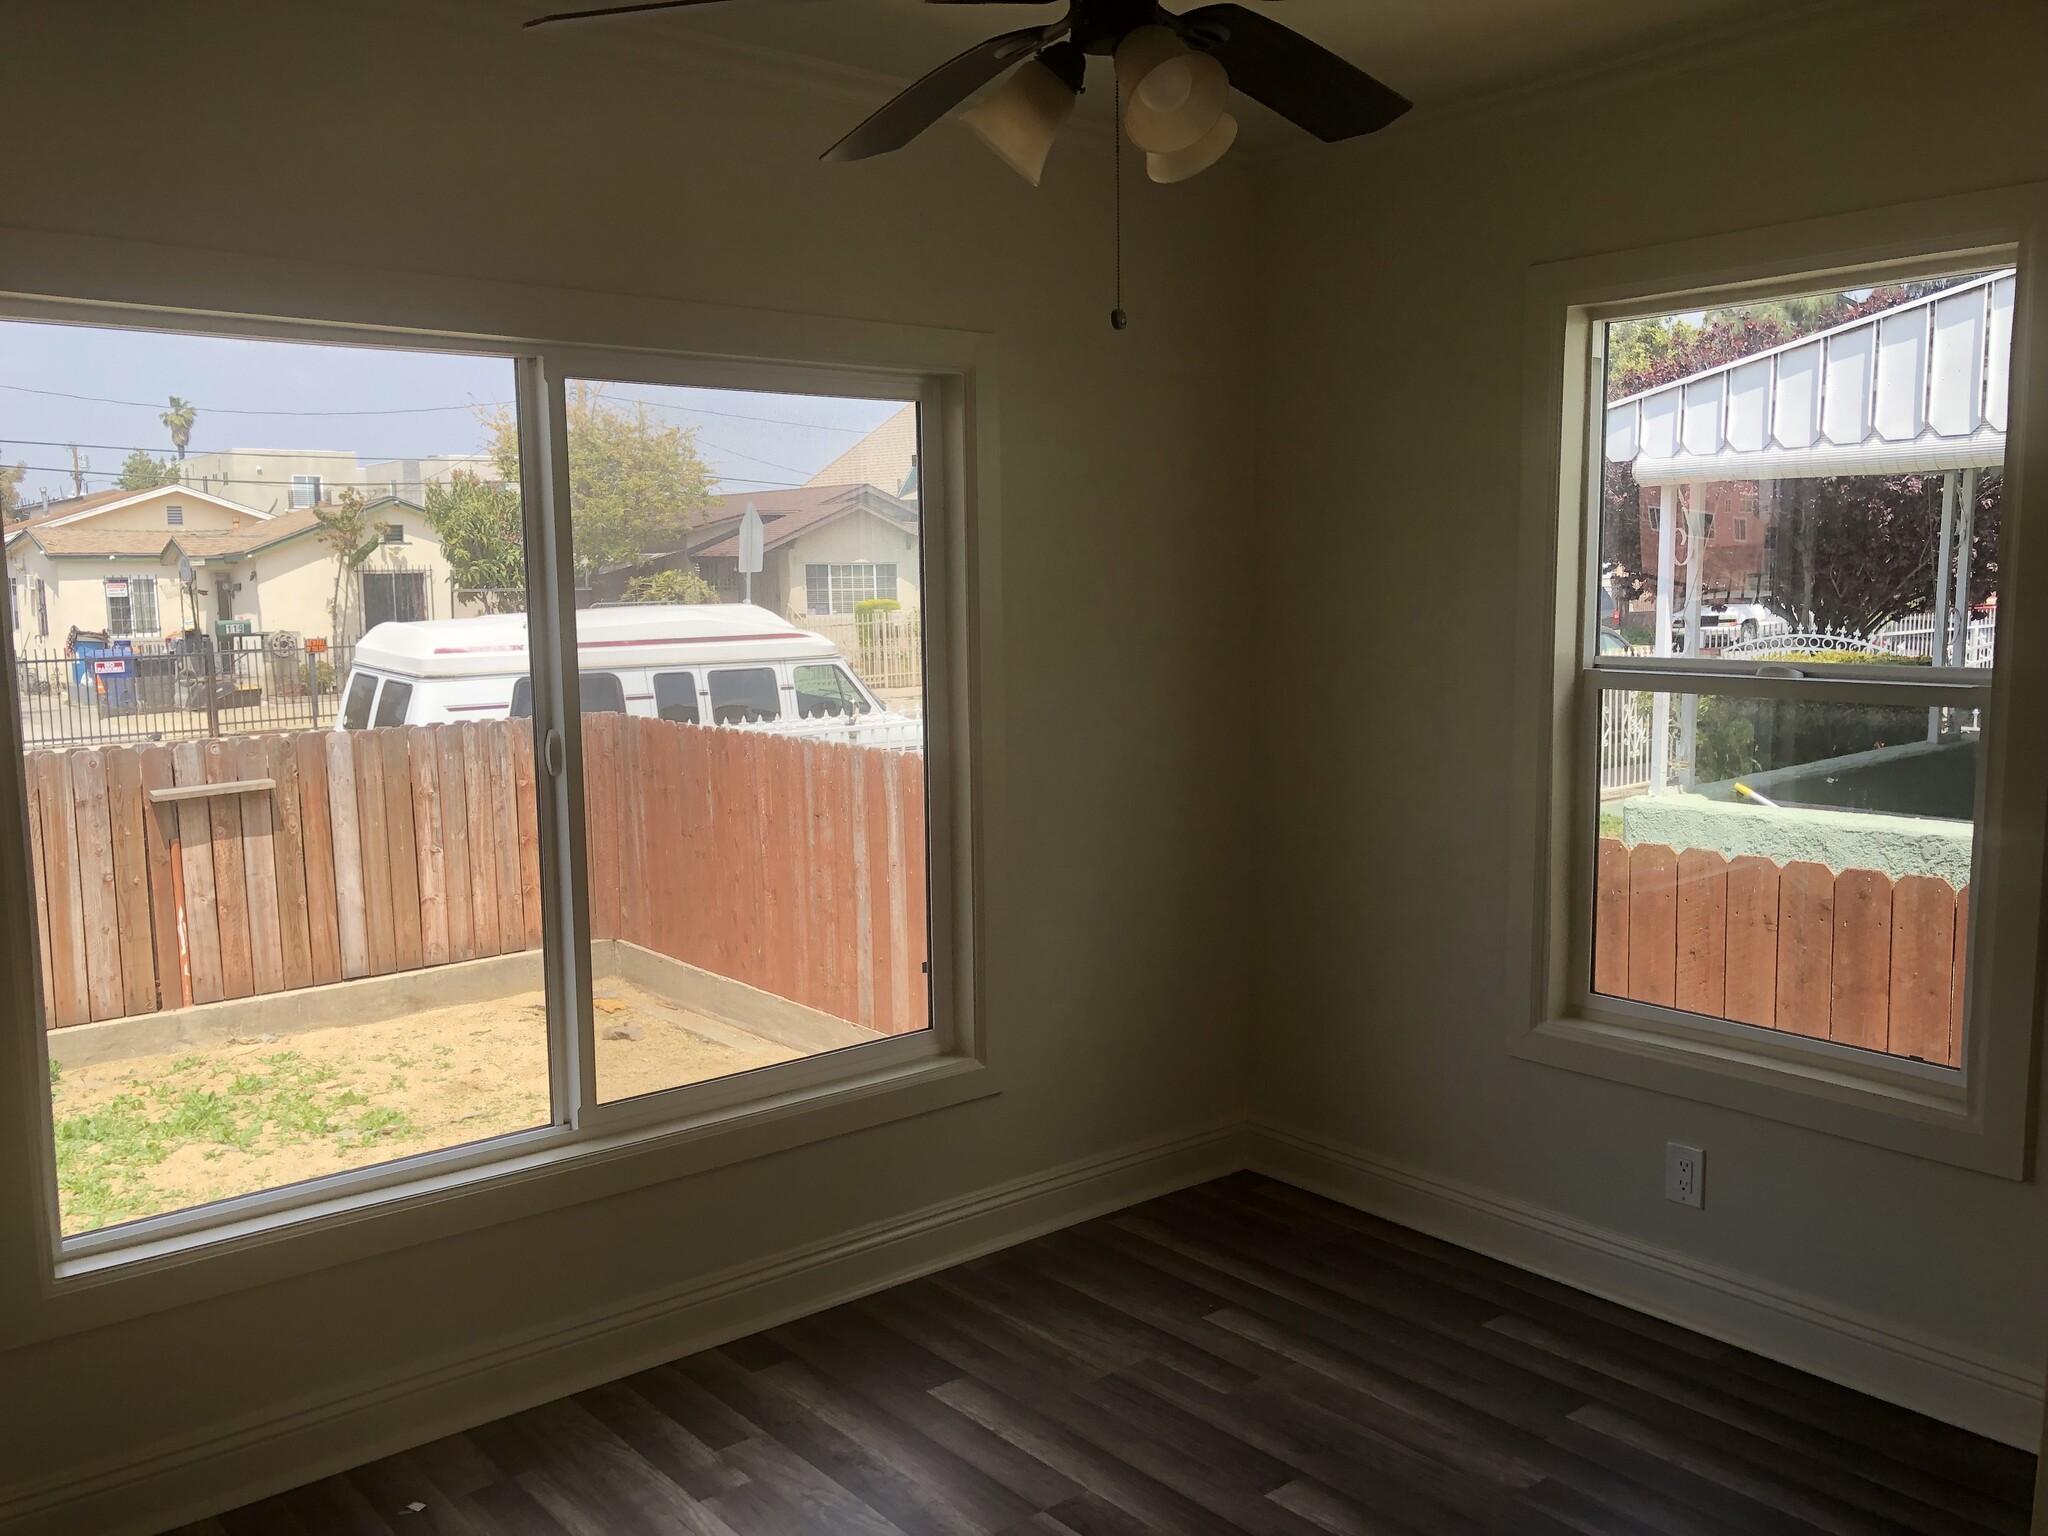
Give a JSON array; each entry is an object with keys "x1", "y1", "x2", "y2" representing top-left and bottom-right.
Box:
[
  {"x1": 1252, "y1": 0, "x2": 2048, "y2": 1413},
  {"x1": 0, "y1": 0, "x2": 1254, "y2": 1525},
  {"x1": 242, "y1": 506, "x2": 461, "y2": 642},
  {"x1": 782, "y1": 508, "x2": 925, "y2": 617},
  {"x1": 6, "y1": 552, "x2": 180, "y2": 645},
  {"x1": 44, "y1": 488, "x2": 260, "y2": 534},
  {"x1": 177, "y1": 453, "x2": 358, "y2": 515}
]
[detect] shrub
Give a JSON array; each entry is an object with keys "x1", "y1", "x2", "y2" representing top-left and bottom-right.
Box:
[{"x1": 625, "y1": 568, "x2": 718, "y2": 604}]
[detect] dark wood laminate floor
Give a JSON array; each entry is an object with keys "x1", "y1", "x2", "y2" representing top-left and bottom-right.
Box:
[{"x1": 172, "y1": 1173, "x2": 2038, "y2": 1535}]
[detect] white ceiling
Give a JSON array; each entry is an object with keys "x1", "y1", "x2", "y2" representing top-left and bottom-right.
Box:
[{"x1": 464, "y1": 0, "x2": 1831, "y2": 146}]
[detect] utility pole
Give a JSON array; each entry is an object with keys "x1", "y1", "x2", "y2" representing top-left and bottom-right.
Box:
[{"x1": 67, "y1": 444, "x2": 87, "y2": 497}]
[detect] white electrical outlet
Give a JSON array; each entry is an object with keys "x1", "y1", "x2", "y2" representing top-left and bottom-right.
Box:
[{"x1": 1665, "y1": 1142, "x2": 1704, "y2": 1208}]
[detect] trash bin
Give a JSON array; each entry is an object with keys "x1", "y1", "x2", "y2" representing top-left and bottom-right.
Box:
[{"x1": 72, "y1": 638, "x2": 138, "y2": 715}]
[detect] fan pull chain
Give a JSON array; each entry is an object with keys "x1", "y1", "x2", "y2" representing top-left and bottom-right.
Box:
[{"x1": 1111, "y1": 76, "x2": 1128, "y2": 332}]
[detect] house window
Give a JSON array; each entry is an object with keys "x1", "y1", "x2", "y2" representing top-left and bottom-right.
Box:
[
  {"x1": 382, "y1": 522, "x2": 406, "y2": 544},
  {"x1": 289, "y1": 474, "x2": 321, "y2": 508},
  {"x1": 165, "y1": 504, "x2": 184, "y2": 526},
  {"x1": 104, "y1": 576, "x2": 158, "y2": 637},
  {"x1": 1700, "y1": 511, "x2": 1716, "y2": 539},
  {"x1": 2, "y1": 303, "x2": 961, "y2": 1280},
  {"x1": 360, "y1": 570, "x2": 429, "y2": 628},
  {"x1": 805, "y1": 561, "x2": 900, "y2": 615},
  {"x1": 1525, "y1": 237, "x2": 2041, "y2": 1172}
]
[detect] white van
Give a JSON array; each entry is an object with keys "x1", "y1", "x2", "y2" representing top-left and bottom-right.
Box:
[{"x1": 335, "y1": 603, "x2": 921, "y2": 750}]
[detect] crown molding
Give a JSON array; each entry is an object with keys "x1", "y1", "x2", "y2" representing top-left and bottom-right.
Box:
[{"x1": 1245, "y1": 0, "x2": 1941, "y2": 169}]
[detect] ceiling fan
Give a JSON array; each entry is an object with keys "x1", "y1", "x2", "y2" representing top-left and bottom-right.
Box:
[{"x1": 525, "y1": 0, "x2": 1411, "y2": 187}]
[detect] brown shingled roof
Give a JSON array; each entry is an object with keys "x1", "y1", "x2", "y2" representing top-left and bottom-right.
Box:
[
  {"x1": 687, "y1": 485, "x2": 916, "y2": 560},
  {"x1": 17, "y1": 507, "x2": 326, "y2": 560}
]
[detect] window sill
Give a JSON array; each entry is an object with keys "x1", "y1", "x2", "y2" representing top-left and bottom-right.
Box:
[
  {"x1": 1511, "y1": 1009, "x2": 2018, "y2": 1176},
  {"x1": 16, "y1": 1045, "x2": 996, "y2": 1348}
]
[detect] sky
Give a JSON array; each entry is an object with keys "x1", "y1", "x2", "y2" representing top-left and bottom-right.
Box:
[{"x1": 0, "y1": 319, "x2": 904, "y2": 507}]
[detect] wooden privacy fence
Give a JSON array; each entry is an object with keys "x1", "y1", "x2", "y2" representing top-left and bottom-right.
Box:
[
  {"x1": 25, "y1": 718, "x2": 927, "y2": 1038},
  {"x1": 1593, "y1": 837, "x2": 1966, "y2": 1066},
  {"x1": 578, "y1": 715, "x2": 928, "y2": 1035}
]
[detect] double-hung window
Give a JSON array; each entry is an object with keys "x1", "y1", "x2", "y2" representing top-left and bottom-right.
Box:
[
  {"x1": 0, "y1": 286, "x2": 978, "y2": 1286},
  {"x1": 1518, "y1": 210, "x2": 2048, "y2": 1174}
]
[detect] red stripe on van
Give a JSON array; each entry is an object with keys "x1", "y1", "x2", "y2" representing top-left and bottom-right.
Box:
[{"x1": 429, "y1": 632, "x2": 811, "y2": 655}]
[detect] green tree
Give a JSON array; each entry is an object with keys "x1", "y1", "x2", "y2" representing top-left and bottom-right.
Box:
[
  {"x1": 481, "y1": 384, "x2": 715, "y2": 587},
  {"x1": 1601, "y1": 281, "x2": 1997, "y2": 632},
  {"x1": 160, "y1": 396, "x2": 198, "y2": 461},
  {"x1": 116, "y1": 449, "x2": 181, "y2": 491},
  {"x1": 424, "y1": 471, "x2": 527, "y2": 612},
  {"x1": 0, "y1": 461, "x2": 26, "y2": 520},
  {"x1": 623, "y1": 567, "x2": 718, "y2": 604},
  {"x1": 313, "y1": 488, "x2": 385, "y2": 640}
]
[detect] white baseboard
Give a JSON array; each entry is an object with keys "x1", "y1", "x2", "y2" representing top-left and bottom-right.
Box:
[
  {"x1": 1249, "y1": 1118, "x2": 2044, "y2": 1450},
  {"x1": 1, "y1": 1121, "x2": 1246, "y2": 1536}
]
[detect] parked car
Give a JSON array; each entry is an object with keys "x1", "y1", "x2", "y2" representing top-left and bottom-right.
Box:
[
  {"x1": 1672, "y1": 599, "x2": 1775, "y2": 647},
  {"x1": 336, "y1": 604, "x2": 922, "y2": 750}
]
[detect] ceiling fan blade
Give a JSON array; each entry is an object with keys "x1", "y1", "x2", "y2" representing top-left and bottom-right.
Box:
[
  {"x1": 524, "y1": 0, "x2": 730, "y2": 30},
  {"x1": 1175, "y1": 4, "x2": 1410, "y2": 141},
  {"x1": 823, "y1": 26, "x2": 1052, "y2": 162}
]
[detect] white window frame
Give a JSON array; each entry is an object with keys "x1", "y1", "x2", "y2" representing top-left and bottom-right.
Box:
[
  {"x1": 0, "y1": 228, "x2": 1000, "y2": 1345},
  {"x1": 1507, "y1": 187, "x2": 2048, "y2": 1176},
  {"x1": 289, "y1": 473, "x2": 321, "y2": 508}
]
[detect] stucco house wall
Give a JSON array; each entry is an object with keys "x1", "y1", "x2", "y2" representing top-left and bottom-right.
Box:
[{"x1": 776, "y1": 508, "x2": 923, "y2": 619}]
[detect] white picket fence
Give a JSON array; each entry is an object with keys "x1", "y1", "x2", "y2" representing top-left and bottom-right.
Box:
[
  {"x1": 1600, "y1": 690, "x2": 1656, "y2": 796},
  {"x1": 1599, "y1": 612, "x2": 1995, "y2": 795},
  {"x1": 803, "y1": 610, "x2": 923, "y2": 692}
]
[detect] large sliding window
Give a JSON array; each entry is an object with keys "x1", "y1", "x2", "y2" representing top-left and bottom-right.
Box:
[{"x1": 1, "y1": 308, "x2": 948, "y2": 1260}]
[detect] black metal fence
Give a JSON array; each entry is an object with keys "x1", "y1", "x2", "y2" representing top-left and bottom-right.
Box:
[{"x1": 13, "y1": 634, "x2": 356, "y2": 749}]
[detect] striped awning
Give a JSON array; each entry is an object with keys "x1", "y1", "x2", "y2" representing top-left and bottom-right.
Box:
[{"x1": 1605, "y1": 271, "x2": 2015, "y2": 486}]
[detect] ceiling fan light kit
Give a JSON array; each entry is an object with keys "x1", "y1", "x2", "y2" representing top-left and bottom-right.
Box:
[
  {"x1": 1114, "y1": 25, "x2": 1230, "y2": 155},
  {"x1": 1146, "y1": 110, "x2": 1237, "y2": 183},
  {"x1": 525, "y1": 0, "x2": 1411, "y2": 326},
  {"x1": 959, "y1": 56, "x2": 1081, "y2": 186}
]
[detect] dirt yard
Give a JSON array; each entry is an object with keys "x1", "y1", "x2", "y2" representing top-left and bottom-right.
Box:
[{"x1": 49, "y1": 981, "x2": 799, "y2": 1235}]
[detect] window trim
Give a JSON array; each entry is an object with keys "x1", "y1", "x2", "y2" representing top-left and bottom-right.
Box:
[
  {"x1": 0, "y1": 228, "x2": 1002, "y2": 1343},
  {"x1": 1507, "y1": 186, "x2": 2048, "y2": 1176}
]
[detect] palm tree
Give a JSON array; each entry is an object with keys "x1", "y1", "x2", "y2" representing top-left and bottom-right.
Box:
[{"x1": 161, "y1": 396, "x2": 197, "y2": 461}]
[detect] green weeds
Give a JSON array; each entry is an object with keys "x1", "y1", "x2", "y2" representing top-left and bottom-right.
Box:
[{"x1": 52, "y1": 1050, "x2": 417, "y2": 1233}]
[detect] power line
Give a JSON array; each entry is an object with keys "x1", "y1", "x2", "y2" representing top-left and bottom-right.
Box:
[
  {"x1": 0, "y1": 381, "x2": 493, "y2": 416},
  {"x1": 0, "y1": 378, "x2": 883, "y2": 433},
  {"x1": 1, "y1": 434, "x2": 813, "y2": 480},
  {"x1": 1, "y1": 462, "x2": 809, "y2": 493}
]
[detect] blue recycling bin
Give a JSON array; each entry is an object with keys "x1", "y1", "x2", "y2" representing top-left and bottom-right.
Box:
[{"x1": 72, "y1": 638, "x2": 138, "y2": 713}]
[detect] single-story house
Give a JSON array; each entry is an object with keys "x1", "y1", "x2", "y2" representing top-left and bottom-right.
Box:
[
  {"x1": 5, "y1": 484, "x2": 463, "y2": 649},
  {"x1": 604, "y1": 482, "x2": 923, "y2": 620}
]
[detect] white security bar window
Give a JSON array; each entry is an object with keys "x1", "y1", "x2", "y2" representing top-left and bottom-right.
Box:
[
  {"x1": 103, "y1": 576, "x2": 158, "y2": 637},
  {"x1": 1585, "y1": 269, "x2": 2013, "y2": 1070},
  {"x1": 0, "y1": 305, "x2": 956, "y2": 1268}
]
